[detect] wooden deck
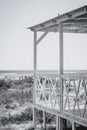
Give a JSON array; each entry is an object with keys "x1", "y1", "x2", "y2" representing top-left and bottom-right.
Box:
[{"x1": 29, "y1": 102, "x2": 87, "y2": 127}]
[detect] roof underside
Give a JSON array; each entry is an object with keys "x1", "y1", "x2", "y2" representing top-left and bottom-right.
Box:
[{"x1": 28, "y1": 6, "x2": 87, "y2": 33}]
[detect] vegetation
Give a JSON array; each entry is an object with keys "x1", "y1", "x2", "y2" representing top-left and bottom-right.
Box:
[
  {"x1": 0, "y1": 76, "x2": 34, "y2": 129},
  {"x1": 0, "y1": 76, "x2": 56, "y2": 130},
  {"x1": 0, "y1": 108, "x2": 33, "y2": 126}
]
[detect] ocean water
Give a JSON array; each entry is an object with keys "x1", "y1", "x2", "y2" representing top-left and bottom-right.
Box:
[{"x1": 0, "y1": 69, "x2": 87, "y2": 80}]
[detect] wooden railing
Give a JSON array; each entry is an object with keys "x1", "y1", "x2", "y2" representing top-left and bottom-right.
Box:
[
  {"x1": 62, "y1": 75, "x2": 87, "y2": 119},
  {"x1": 34, "y1": 71, "x2": 87, "y2": 119}
]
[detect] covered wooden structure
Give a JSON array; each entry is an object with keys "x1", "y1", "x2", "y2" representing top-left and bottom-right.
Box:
[{"x1": 27, "y1": 6, "x2": 87, "y2": 130}]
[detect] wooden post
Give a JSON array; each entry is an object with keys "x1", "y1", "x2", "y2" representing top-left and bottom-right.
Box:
[
  {"x1": 43, "y1": 111, "x2": 46, "y2": 130},
  {"x1": 33, "y1": 31, "x2": 37, "y2": 103},
  {"x1": 33, "y1": 108, "x2": 37, "y2": 128},
  {"x1": 72, "y1": 122, "x2": 76, "y2": 130},
  {"x1": 59, "y1": 22, "x2": 63, "y2": 75},
  {"x1": 56, "y1": 116, "x2": 59, "y2": 130},
  {"x1": 59, "y1": 22, "x2": 64, "y2": 130},
  {"x1": 58, "y1": 118, "x2": 64, "y2": 130},
  {"x1": 33, "y1": 31, "x2": 37, "y2": 128},
  {"x1": 59, "y1": 21, "x2": 63, "y2": 111}
]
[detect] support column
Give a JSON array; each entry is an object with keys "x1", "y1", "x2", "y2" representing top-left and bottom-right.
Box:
[
  {"x1": 72, "y1": 122, "x2": 76, "y2": 130},
  {"x1": 59, "y1": 21, "x2": 63, "y2": 111},
  {"x1": 56, "y1": 116, "x2": 64, "y2": 130},
  {"x1": 33, "y1": 31, "x2": 37, "y2": 129},
  {"x1": 33, "y1": 31, "x2": 37, "y2": 102},
  {"x1": 33, "y1": 108, "x2": 37, "y2": 129},
  {"x1": 59, "y1": 22, "x2": 64, "y2": 130},
  {"x1": 43, "y1": 111, "x2": 46, "y2": 130},
  {"x1": 59, "y1": 118, "x2": 64, "y2": 130},
  {"x1": 59, "y1": 22, "x2": 63, "y2": 75},
  {"x1": 56, "y1": 116, "x2": 59, "y2": 130}
]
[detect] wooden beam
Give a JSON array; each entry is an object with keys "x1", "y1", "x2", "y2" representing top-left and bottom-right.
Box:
[
  {"x1": 36, "y1": 32, "x2": 48, "y2": 45},
  {"x1": 38, "y1": 27, "x2": 87, "y2": 34},
  {"x1": 29, "y1": 102, "x2": 87, "y2": 127}
]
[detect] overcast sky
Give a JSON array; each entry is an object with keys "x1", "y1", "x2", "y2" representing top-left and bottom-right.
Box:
[{"x1": 0, "y1": 0, "x2": 87, "y2": 70}]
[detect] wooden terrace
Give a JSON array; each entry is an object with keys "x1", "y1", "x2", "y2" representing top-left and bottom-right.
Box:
[{"x1": 27, "y1": 5, "x2": 87, "y2": 130}]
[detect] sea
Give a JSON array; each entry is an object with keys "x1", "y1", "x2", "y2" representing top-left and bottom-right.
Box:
[{"x1": 0, "y1": 70, "x2": 87, "y2": 80}]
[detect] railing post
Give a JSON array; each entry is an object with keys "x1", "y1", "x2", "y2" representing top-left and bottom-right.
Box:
[{"x1": 59, "y1": 22, "x2": 64, "y2": 130}]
